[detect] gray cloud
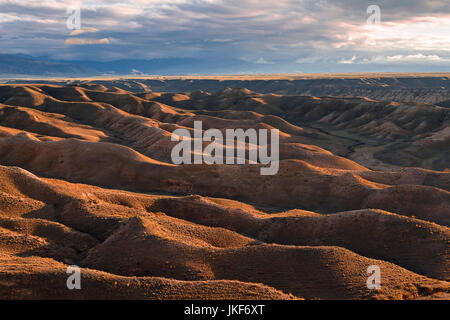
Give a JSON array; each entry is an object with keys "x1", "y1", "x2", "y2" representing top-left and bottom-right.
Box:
[{"x1": 1, "y1": 0, "x2": 449, "y2": 71}]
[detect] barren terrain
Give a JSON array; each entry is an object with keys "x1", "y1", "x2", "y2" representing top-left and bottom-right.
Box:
[{"x1": 0, "y1": 77, "x2": 448, "y2": 300}]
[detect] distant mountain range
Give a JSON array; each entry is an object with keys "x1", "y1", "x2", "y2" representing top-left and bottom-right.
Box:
[
  {"x1": 0, "y1": 54, "x2": 96, "y2": 77},
  {"x1": 70, "y1": 58, "x2": 262, "y2": 75},
  {"x1": 3, "y1": 54, "x2": 450, "y2": 77},
  {"x1": 0, "y1": 54, "x2": 278, "y2": 77}
]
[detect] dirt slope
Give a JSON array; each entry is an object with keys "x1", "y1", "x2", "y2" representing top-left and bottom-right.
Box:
[{"x1": 0, "y1": 83, "x2": 448, "y2": 300}]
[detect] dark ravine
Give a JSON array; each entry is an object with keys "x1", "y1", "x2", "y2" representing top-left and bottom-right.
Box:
[{"x1": 294, "y1": 122, "x2": 367, "y2": 158}]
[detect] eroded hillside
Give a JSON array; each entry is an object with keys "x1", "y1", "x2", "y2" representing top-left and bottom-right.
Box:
[{"x1": 0, "y1": 83, "x2": 448, "y2": 300}]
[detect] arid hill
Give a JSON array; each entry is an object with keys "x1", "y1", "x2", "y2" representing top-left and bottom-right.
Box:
[
  {"x1": 0, "y1": 83, "x2": 448, "y2": 300},
  {"x1": 5, "y1": 78, "x2": 449, "y2": 170},
  {"x1": 7, "y1": 73, "x2": 450, "y2": 105}
]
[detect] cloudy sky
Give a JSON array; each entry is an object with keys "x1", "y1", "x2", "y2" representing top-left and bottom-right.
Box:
[{"x1": 1, "y1": 0, "x2": 450, "y2": 72}]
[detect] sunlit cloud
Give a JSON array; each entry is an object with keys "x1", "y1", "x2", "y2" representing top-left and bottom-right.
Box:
[
  {"x1": 69, "y1": 27, "x2": 99, "y2": 36},
  {"x1": 338, "y1": 16, "x2": 450, "y2": 52},
  {"x1": 339, "y1": 56, "x2": 357, "y2": 64},
  {"x1": 65, "y1": 38, "x2": 110, "y2": 45},
  {"x1": 364, "y1": 54, "x2": 449, "y2": 64}
]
